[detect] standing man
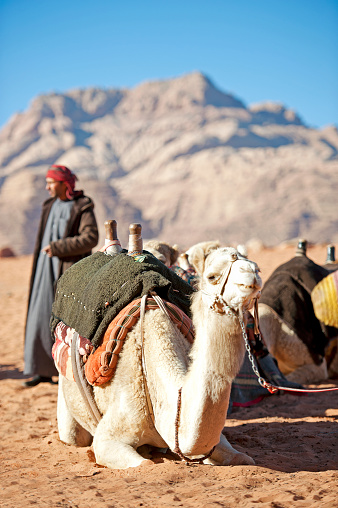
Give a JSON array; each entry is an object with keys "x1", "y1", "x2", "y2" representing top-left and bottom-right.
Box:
[{"x1": 23, "y1": 165, "x2": 99, "y2": 387}]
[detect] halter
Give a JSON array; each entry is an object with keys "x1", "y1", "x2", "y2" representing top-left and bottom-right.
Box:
[
  {"x1": 201, "y1": 251, "x2": 239, "y2": 315},
  {"x1": 202, "y1": 262, "x2": 338, "y2": 396}
]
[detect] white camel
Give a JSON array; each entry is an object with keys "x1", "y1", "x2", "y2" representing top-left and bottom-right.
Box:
[{"x1": 57, "y1": 246, "x2": 262, "y2": 469}]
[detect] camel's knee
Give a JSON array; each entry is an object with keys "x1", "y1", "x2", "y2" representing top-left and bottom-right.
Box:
[
  {"x1": 258, "y1": 304, "x2": 319, "y2": 376},
  {"x1": 286, "y1": 359, "x2": 328, "y2": 385},
  {"x1": 57, "y1": 380, "x2": 93, "y2": 447},
  {"x1": 58, "y1": 418, "x2": 93, "y2": 447}
]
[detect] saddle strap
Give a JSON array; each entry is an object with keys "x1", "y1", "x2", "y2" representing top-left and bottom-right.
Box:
[
  {"x1": 140, "y1": 294, "x2": 155, "y2": 427},
  {"x1": 71, "y1": 331, "x2": 102, "y2": 426}
]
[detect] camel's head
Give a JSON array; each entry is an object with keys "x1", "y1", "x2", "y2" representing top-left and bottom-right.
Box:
[
  {"x1": 143, "y1": 240, "x2": 180, "y2": 267},
  {"x1": 183, "y1": 240, "x2": 221, "y2": 271},
  {"x1": 199, "y1": 247, "x2": 262, "y2": 314}
]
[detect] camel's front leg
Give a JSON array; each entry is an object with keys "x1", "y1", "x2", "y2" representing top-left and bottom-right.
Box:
[
  {"x1": 204, "y1": 432, "x2": 255, "y2": 466},
  {"x1": 91, "y1": 402, "x2": 154, "y2": 469}
]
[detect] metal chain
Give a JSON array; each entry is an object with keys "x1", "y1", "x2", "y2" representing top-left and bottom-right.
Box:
[
  {"x1": 238, "y1": 318, "x2": 265, "y2": 384},
  {"x1": 238, "y1": 316, "x2": 279, "y2": 393},
  {"x1": 203, "y1": 279, "x2": 278, "y2": 394}
]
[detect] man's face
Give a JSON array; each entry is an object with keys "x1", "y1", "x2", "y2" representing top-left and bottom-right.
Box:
[{"x1": 46, "y1": 178, "x2": 68, "y2": 200}]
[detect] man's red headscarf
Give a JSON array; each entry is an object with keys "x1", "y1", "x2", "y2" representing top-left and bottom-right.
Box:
[{"x1": 46, "y1": 165, "x2": 78, "y2": 200}]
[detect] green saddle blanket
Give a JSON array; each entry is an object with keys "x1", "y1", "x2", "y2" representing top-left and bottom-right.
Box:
[{"x1": 51, "y1": 251, "x2": 194, "y2": 350}]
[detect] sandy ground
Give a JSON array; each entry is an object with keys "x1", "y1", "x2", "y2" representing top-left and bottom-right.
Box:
[{"x1": 0, "y1": 245, "x2": 337, "y2": 508}]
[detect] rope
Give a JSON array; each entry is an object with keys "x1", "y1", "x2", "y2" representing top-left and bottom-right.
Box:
[
  {"x1": 99, "y1": 240, "x2": 122, "y2": 252},
  {"x1": 174, "y1": 388, "x2": 216, "y2": 464}
]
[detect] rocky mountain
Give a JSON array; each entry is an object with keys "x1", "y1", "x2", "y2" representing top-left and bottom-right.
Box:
[{"x1": 0, "y1": 71, "x2": 337, "y2": 255}]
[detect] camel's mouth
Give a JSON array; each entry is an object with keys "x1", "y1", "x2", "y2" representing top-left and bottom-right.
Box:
[
  {"x1": 235, "y1": 283, "x2": 261, "y2": 292},
  {"x1": 235, "y1": 283, "x2": 262, "y2": 310}
]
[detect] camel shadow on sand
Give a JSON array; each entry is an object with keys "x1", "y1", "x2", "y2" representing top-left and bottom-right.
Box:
[
  {"x1": 120, "y1": 418, "x2": 338, "y2": 473},
  {"x1": 223, "y1": 419, "x2": 338, "y2": 473}
]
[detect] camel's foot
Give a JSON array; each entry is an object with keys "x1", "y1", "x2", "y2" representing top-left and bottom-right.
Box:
[
  {"x1": 205, "y1": 450, "x2": 255, "y2": 466},
  {"x1": 229, "y1": 452, "x2": 255, "y2": 466},
  {"x1": 93, "y1": 436, "x2": 153, "y2": 469},
  {"x1": 204, "y1": 433, "x2": 254, "y2": 466}
]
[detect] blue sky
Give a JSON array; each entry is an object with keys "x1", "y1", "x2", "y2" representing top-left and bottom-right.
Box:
[{"x1": 0, "y1": 0, "x2": 337, "y2": 129}]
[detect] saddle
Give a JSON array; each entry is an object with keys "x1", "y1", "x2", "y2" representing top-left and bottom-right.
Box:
[{"x1": 52, "y1": 296, "x2": 194, "y2": 386}]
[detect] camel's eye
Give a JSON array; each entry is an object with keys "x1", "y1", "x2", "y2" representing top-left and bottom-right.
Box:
[{"x1": 206, "y1": 273, "x2": 219, "y2": 284}]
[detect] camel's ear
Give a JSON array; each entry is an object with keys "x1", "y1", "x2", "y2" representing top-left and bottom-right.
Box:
[
  {"x1": 189, "y1": 246, "x2": 206, "y2": 276},
  {"x1": 204, "y1": 241, "x2": 220, "y2": 256},
  {"x1": 145, "y1": 247, "x2": 167, "y2": 265},
  {"x1": 170, "y1": 245, "x2": 180, "y2": 265}
]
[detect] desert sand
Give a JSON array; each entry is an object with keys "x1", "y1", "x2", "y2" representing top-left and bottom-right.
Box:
[{"x1": 0, "y1": 245, "x2": 337, "y2": 508}]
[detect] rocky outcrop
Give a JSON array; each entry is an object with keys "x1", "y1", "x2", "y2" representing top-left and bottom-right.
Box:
[{"x1": 0, "y1": 72, "x2": 337, "y2": 254}]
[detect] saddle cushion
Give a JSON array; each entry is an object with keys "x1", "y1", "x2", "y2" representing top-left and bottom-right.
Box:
[{"x1": 311, "y1": 270, "x2": 338, "y2": 327}]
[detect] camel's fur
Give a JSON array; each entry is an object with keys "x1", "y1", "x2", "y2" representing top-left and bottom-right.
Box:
[
  {"x1": 143, "y1": 240, "x2": 180, "y2": 267},
  {"x1": 57, "y1": 247, "x2": 262, "y2": 469}
]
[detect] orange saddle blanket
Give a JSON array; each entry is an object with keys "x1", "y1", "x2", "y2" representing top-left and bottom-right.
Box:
[{"x1": 52, "y1": 296, "x2": 194, "y2": 386}]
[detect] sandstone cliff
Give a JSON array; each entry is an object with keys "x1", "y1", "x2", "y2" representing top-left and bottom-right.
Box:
[{"x1": 0, "y1": 72, "x2": 337, "y2": 254}]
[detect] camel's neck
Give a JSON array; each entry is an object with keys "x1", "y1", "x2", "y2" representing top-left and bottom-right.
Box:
[
  {"x1": 189, "y1": 292, "x2": 245, "y2": 384},
  {"x1": 177, "y1": 293, "x2": 246, "y2": 453}
]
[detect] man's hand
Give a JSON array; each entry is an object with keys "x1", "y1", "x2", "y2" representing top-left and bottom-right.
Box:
[{"x1": 41, "y1": 245, "x2": 53, "y2": 257}]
